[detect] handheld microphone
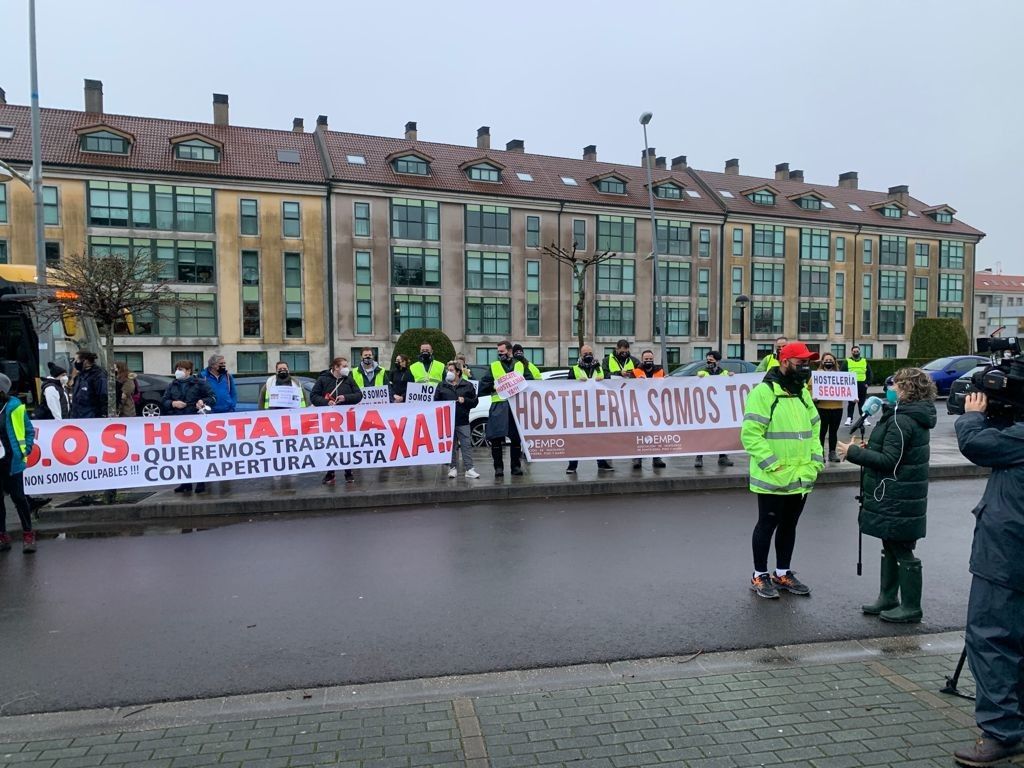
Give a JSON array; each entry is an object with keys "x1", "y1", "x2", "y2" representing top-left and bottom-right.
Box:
[{"x1": 848, "y1": 395, "x2": 883, "y2": 432}]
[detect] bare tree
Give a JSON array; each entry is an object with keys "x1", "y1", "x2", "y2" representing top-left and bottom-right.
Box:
[
  {"x1": 33, "y1": 248, "x2": 192, "y2": 417},
  {"x1": 540, "y1": 241, "x2": 619, "y2": 352}
]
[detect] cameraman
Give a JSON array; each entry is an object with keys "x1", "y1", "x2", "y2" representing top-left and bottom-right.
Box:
[{"x1": 952, "y1": 391, "x2": 1024, "y2": 766}]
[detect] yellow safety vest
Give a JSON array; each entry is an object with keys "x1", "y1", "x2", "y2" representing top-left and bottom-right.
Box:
[
  {"x1": 571, "y1": 365, "x2": 604, "y2": 381},
  {"x1": 352, "y1": 367, "x2": 386, "y2": 388},
  {"x1": 410, "y1": 359, "x2": 445, "y2": 384},
  {"x1": 606, "y1": 355, "x2": 635, "y2": 375},
  {"x1": 490, "y1": 360, "x2": 526, "y2": 403},
  {"x1": 846, "y1": 358, "x2": 868, "y2": 382}
]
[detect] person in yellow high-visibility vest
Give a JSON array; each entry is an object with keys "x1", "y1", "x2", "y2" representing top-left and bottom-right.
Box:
[
  {"x1": 0, "y1": 373, "x2": 37, "y2": 553},
  {"x1": 567, "y1": 345, "x2": 614, "y2": 475},
  {"x1": 477, "y1": 340, "x2": 536, "y2": 477},
  {"x1": 409, "y1": 343, "x2": 446, "y2": 385},
  {"x1": 843, "y1": 346, "x2": 872, "y2": 426},
  {"x1": 695, "y1": 350, "x2": 735, "y2": 469}
]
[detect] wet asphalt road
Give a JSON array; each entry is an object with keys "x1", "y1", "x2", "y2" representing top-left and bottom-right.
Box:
[{"x1": 0, "y1": 478, "x2": 984, "y2": 716}]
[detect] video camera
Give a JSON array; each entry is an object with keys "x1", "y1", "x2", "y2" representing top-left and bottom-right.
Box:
[{"x1": 970, "y1": 337, "x2": 1024, "y2": 421}]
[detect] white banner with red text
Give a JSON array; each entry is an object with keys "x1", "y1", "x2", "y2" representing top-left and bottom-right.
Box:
[
  {"x1": 513, "y1": 374, "x2": 763, "y2": 461},
  {"x1": 23, "y1": 403, "x2": 456, "y2": 494}
]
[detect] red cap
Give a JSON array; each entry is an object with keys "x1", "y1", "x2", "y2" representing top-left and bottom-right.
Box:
[{"x1": 779, "y1": 342, "x2": 820, "y2": 362}]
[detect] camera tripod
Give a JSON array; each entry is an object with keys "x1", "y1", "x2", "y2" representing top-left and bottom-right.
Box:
[{"x1": 939, "y1": 646, "x2": 975, "y2": 701}]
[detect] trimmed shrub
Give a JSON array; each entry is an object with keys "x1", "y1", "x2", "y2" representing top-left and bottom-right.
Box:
[
  {"x1": 866, "y1": 358, "x2": 934, "y2": 386},
  {"x1": 908, "y1": 318, "x2": 970, "y2": 359},
  {"x1": 392, "y1": 328, "x2": 456, "y2": 367}
]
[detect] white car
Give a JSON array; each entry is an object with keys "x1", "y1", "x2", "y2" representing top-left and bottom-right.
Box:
[{"x1": 469, "y1": 369, "x2": 569, "y2": 447}]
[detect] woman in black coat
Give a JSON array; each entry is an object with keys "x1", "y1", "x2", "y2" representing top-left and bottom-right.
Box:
[
  {"x1": 389, "y1": 354, "x2": 413, "y2": 403},
  {"x1": 434, "y1": 361, "x2": 480, "y2": 478},
  {"x1": 161, "y1": 359, "x2": 216, "y2": 494},
  {"x1": 837, "y1": 367, "x2": 937, "y2": 623},
  {"x1": 311, "y1": 357, "x2": 362, "y2": 485}
]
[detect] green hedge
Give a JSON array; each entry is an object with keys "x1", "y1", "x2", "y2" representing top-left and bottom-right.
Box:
[
  {"x1": 865, "y1": 358, "x2": 934, "y2": 386},
  {"x1": 909, "y1": 318, "x2": 970, "y2": 358}
]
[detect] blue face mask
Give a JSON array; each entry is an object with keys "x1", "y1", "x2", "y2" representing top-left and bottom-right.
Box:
[{"x1": 886, "y1": 387, "x2": 899, "y2": 404}]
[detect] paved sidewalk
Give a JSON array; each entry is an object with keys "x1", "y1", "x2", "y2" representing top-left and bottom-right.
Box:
[{"x1": 0, "y1": 632, "x2": 981, "y2": 767}]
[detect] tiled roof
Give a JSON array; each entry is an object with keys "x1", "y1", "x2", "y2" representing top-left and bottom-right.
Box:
[
  {"x1": 0, "y1": 105, "x2": 325, "y2": 184},
  {"x1": 321, "y1": 132, "x2": 726, "y2": 216},
  {"x1": 975, "y1": 274, "x2": 1024, "y2": 292}
]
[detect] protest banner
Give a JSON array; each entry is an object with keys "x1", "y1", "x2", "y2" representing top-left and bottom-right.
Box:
[
  {"x1": 359, "y1": 385, "x2": 391, "y2": 406},
  {"x1": 404, "y1": 382, "x2": 437, "y2": 403},
  {"x1": 23, "y1": 402, "x2": 455, "y2": 494},
  {"x1": 495, "y1": 370, "x2": 528, "y2": 400},
  {"x1": 512, "y1": 374, "x2": 762, "y2": 461},
  {"x1": 810, "y1": 370, "x2": 858, "y2": 401},
  {"x1": 267, "y1": 385, "x2": 303, "y2": 408}
]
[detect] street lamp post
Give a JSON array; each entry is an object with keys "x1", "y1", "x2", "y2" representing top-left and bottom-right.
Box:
[
  {"x1": 639, "y1": 112, "x2": 667, "y2": 368},
  {"x1": 735, "y1": 294, "x2": 750, "y2": 361},
  {"x1": 28, "y1": 0, "x2": 45, "y2": 290}
]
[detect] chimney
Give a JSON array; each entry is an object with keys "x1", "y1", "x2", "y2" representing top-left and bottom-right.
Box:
[
  {"x1": 583, "y1": 144, "x2": 597, "y2": 162},
  {"x1": 838, "y1": 171, "x2": 858, "y2": 189},
  {"x1": 774, "y1": 162, "x2": 789, "y2": 181},
  {"x1": 725, "y1": 158, "x2": 740, "y2": 175},
  {"x1": 84, "y1": 79, "x2": 103, "y2": 114},
  {"x1": 316, "y1": 115, "x2": 328, "y2": 132},
  {"x1": 788, "y1": 169, "x2": 804, "y2": 182},
  {"x1": 477, "y1": 126, "x2": 490, "y2": 150},
  {"x1": 292, "y1": 117, "x2": 304, "y2": 133},
  {"x1": 670, "y1": 155, "x2": 687, "y2": 170},
  {"x1": 404, "y1": 121, "x2": 417, "y2": 141},
  {"x1": 655, "y1": 156, "x2": 666, "y2": 170},
  {"x1": 212, "y1": 93, "x2": 229, "y2": 126},
  {"x1": 888, "y1": 184, "x2": 909, "y2": 204},
  {"x1": 0, "y1": 87, "x2": 7, "y2": 106},
  {"x1": 506, "y1": 139, "x2": 524, "y2": 153},
  {"x1": 640, "y1": 147, "x2": 656, "y2": 167}
]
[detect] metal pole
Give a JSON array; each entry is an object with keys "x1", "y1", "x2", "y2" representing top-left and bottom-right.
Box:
[
  {"x1": 641, "y1": 123, "x2": 666, "y2": 367},
  {"x1": 739, "y1": 306, "x2": 746, "y2": 360},
  {"x1": 29, "y1": 0, "x2": 46, "y2": 291}
]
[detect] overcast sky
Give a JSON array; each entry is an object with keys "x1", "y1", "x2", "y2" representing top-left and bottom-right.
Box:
[{"x1": 3, "y1": 0, "x2": 1021, "y2": 273}]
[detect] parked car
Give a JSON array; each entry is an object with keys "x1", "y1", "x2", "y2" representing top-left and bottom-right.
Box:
[
  {"x1": 946, "y1": 365, "x2": 986, "y2": 415},
  {"x1": 669, "y1": 359, "x2": 758, "y2": 377},
  {"x1": 135, "y1": 373, "x2": 173, "y2": 417},
  {"x1": 883, "y1": 355, "x2": 987, "y2": 397},
  {"x1": 234, "y1": 375, "x2": 316, "y2": 411},
  {"x1": 469, "y1": 369, "x2": 570, "y2": 447}
]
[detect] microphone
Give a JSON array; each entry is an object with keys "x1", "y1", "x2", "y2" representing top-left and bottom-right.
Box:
[{"x1": 848, "y1": 396, "x2": 883, "y2": 432}]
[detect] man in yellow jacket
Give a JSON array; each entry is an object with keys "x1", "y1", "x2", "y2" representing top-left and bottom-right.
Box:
[{"x1": 741, "y1": 342, "x2": 824, "y2": 599}]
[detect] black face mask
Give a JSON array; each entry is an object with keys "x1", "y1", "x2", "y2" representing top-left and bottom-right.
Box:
[
  {"x1": 616, "y1": 351, "x2": 629, "y2": 362},
  {"x1": 218, "y1": 364, "x2": 227, "y2": 373},
  {"x1": 852, "y1": 353, "x2": 861, "y2": 360},
  {"x1": 419, "y1": 353, "x2": 432, "y2": 365},
  {"x1": 74, "y1": 360, "x2": 84, "y2": 372},
  {"x1": 499, "y1": 353, "x2": 512, "y2": 363},
  {"x1": 362, "y1": 358, "x2": 374, "y2": 368},
  {"x1": 582, "y1": 354, "x2": 595, "y2": 366},
  {"x1": 791, "y1": 364, "x2": 813, "y2": 382},
  {"x1": 823, "y1": 361, "x2": 835, "y2": 370},
  {"x1": 707, "y1": 361, "x2": 717, "y2": 369},
  {"x1": 643, "y1": 361, "x2": 654, "y2": 370},
  {"x1": 277, "y1": 371, "x2": 289, "y2": 380}
]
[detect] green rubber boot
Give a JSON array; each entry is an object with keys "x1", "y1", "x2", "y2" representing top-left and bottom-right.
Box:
[
  {"x1": 862, "y1": 550, "x2": 900, "y2": 615},
  {"x1": 880, "y1": 559, "x2": 923, "y2": 623}
]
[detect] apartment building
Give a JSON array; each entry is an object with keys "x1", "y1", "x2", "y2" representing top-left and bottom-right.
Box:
[{"x1": 975, "y1": 271, "x2": 1024, "y2": 338}]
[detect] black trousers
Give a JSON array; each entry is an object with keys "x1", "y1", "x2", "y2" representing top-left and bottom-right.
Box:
[
  {"x1": 0, "y1": 462, "x2": 32, "y2": 534},
  {"x1": 490, "y1": 419, "x2": 522, "y2": 470},
  {"x1": 846, "y1": 382, "x2": 869, "y2": 419},
  {"x1": 752, "y1": 493, "x2": 807, "y2": 572},
  {"x1": 818, "y1": 408, "x2": 843, "y2": 453}
]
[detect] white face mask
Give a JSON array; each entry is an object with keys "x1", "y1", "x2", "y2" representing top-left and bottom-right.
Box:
[
  {"x1": 59, "y1": 374, "x2": 69, "y2": 385},
  {"x1": 338, "y1": 367, "x2": 350, "y2": 377},
  {"x1": 445, "y1": 371, "x2": 457, "y2": 383},
  {"x1": 174, "y1": 369, "x2": 187, "y2": 380}
]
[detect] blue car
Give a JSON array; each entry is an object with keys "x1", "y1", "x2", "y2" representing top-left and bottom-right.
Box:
[{"x1": 884, "y1": 355, "x2": 988, "y2": 397}]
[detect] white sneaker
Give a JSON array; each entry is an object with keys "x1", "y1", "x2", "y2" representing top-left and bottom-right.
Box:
[
  {"x1": 448, "y1": 467, "x2": 458, "y2": 478},
  {"x1": 863, "y1": 419, "x2": 872, "y2": 427},
  {"x1": 465, "y1": 468, "x2": 481, "y2": 479},
  {"x1": 844, "y1": 417, "x2": 852, "y2": 426}
]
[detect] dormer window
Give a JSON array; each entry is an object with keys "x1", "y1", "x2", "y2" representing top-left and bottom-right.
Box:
[
  {"x1": 597, "y1": 177, "x2": 626, "y2": 194},
  {"x1": 923, "y1": 205, "x2": 956, "y2": 224},
  {"x1": 654, "y1": 183, "x2": 683, "y2": 200},
  {"x1": 467, "y1": 163, "x2": 500, "y2": 183},
  {"x1": 393, "y1": 154, "x2": 430, "y2": 175},
  {"x1": 80, "y1": 130, "x2": 129, "y2": 155},
  {"x1": 797, "y1": 197, "x2": 822, "y2": 211},
  {"x1": 175, "y1": 139, "x2": 219, "y2": 162},
  {"x1": 934, "y1": 212, "x2": 953, "y2": 224},
  {"x1": 748, "y1": 191, "x2": 776, "y2": 206},
  {"x1": 881, "y1": 206, "x2": 902, "y2": 219}
]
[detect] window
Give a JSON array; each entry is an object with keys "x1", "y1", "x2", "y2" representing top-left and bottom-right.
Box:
[
  {"x1": 913, "y1": 277, "x2": 929, "y2": 320},
  {"x1": 752, "y1": 302, "x2": 784, "y2": 334},
  {"x1": 880, "y1": 235, "x2": 907, "y2": 266},
  {"x1": 391, "y1": 198, "x2": 440, "y2": 241},
  {"x1": 939, "y1": 306, "x2": 963, "y2": 319},
  {"x1": 879, "y1": 306, "x2": 906, "y2": 335},
  {"x1": 664, "y1": 302, "x2": 690, "y2": 336},
  {"x1": 834, "y1": 272, "x2": 845, "y2": 335},
  {"x1": 0, "y1": 127, "x2": 12, "y2": 140},
  {"x1": 237, "y1": 351, "x2": 268, "y2": 373},
  {"x1": 465, "y1": 251, "x2": 511, "y2": 290},
  {"x1": 355, "y1": 250, "x2": 373, "y2": 334},
  {"x1": 799, "y1": 265, "x2": 829, "y2": 298},
  {"x1": 753, "y1": 225, "x2": 784, "y2": 258},
  {"x1": 282, "y1": 202, "x2": 301, "y2": 238},
  {"x1": 240, "y1": 199, "x2": 259, "y2": 236},
  {"x1": 526, "y1": 215, "x2": 540, "y2": 248},
  {"x1": 241, "y1": 250, "x2": 261, "y2": 337},
  {"x1": 799, "y1": 228, "x2": 829, "y2": 261},
  {"x1": 658, "y1": 262, "x2": 691, "y2": 296},
  {"x1": 831, "y1": 344, "x2": 847, "y2": 359},
  {"x1": 656, "y1": 220, "x2": 691, "y2": 256},
  {"x1": 597, "y1": 216, "x2": 636, "y2": 252},
  {"x1": 393, "y1": 294, "x2": 440, "y2": 333},
  {"x1": 354, "y1": 202, "x2": 371, "y2": 237},
  {"x1": 697, "y1": 268, "x2": 710, "y2": 336},
  {"x1": 520, "y1": 348, "x2": 544, "y2": 366},
  {"x1": 80, "y1": 130, "x2": 129, "y2": 154},
  {"x1": 467, "y1": 164, "x2": 500, "y2": 182},
  {"x1": 466, "y1": 204, "x2": 511, "y2": 246},
  {"x1": 878, "y1": 270, "x2": 907, "y2": 300},
  {"x1": 277, "y1": 150, "x2": 300, "y2": 164},
  {"x1": 934, "y1": 211, "x2": 953, "y2": 224},
  {"x1": 516, "y1": 172, "x2": 533, "y2": 182},
  {"x1": 835, "y1": 236, "x2": 845, "y2": 262},
  {"x1": 756, "y1": 344, "x2": 774, "y2": 360},
  {"x1": 727, "y1": 344, "x2": 742, "y2": 359},
  {"x1": 752, "y1": 263, "x2": 784, "y2": 295},
  {"x1": 279, "y1": 351, "x2": 310, "y2": 372},
  {"x1": 561, "y1": 176, "x2": 578, "y2": 186},
  {"x1": 43, "y1": 186, "x2": 59, "y2": 225},
  {"x1": 655, "y1": 184, "x2": 682, "y2": 200},
  {"x1": 174, "y1": 139, "x2": 219, "y2": 162},
  {"x1": 596, "y1": 177, "x2": 626, "y2": 194},
  {"x1": 596, "y1": 300, "x2": 635, "y2": 336},
  {"x1": 883, "y1": 344, "x2": 897, "y2": 359},
  {"x1": 797, "y1": 197, "x2": 822, "y2": 211},
  {"x1": 113, "y1": 351, "x2": 145, "y2": 371},
  {"x1": 466, "y1": 297, "x2": 511, "y2": 335},
  {"x1": 392, "y1": 246, "x2": 440, "y2": 287},
  {"x1": 693, "y1": 346, "x2": 712, "y2": 361},
  {"x1": 863, "y1": 238, "x2": 873, "y2": 264},
  {"x1": 88, "y1": 182, "x2": 216, "y2": 232},
  {"x1": 880, "y1": 206, "x2": 902, "y2": 219},
  {"x1": 732, "y1": 266, "x2": 743, "y2": 297},
  {"x1": 732, "y1": 227, "x2": 744, "y2": 257},
  {"x1": 284, "y1": 253, "x2": 303, "y2": 338},
  {"x1": 862, "y1": 274, "x2": 872, "y2": 335},
  {"x1": 172, "y1": 351, "x2": 205, "y2": 371},
  {"x1": 940, "y1": 274, "x2": 964, "y2": 303},
  {"x1": 799, "y1": 303, "x2": 828, "y2": 334},
  {"x1": 915, "y1": 242, "x2": 930, "y2": 268},
  {"x1": 346, "y1": 154, "x2": 366, "y2": 165},
  {"x1": 597, "y1": 258, "x2": 635, "y2": 294},
  {"x1": 526, "y1": 260, "x2": 540, "y2": 336},
  {"x1": 0, "y1": 241, "x2": 7, "y2": 264},
  {"x1": 698, "y1": 228, "x2": 711, "y2": 258},
  {"x1": 940, "y1": 241, "x2": 965, "y2": 269},
  {"x1": 475, "y1": 348, "x2": 493, "y2": 367},
  {"x1": 89, "y1": 237, "x2": 216, "y2": 284},
  {"x1": 45, "y1": 241, "x2": 61, "y2": 267},
  {"x1": 859, "y1": 343, "x2": 873, "y2": 358},
  {"x1": 393, "y1": 155, "x2": 429, "y2": 175},
  {"x1": 0, "y1": 184, "x2": 6, "y2": 223},
  {"x1": 119, "y1": 293, "x2": 216, "y2": 337},
  {"x1": 747, "y1": 190, "x2": 776, "y2": 206},
  {"x1": 573, "y1": 219, "x2": 587, "y2": 250}
]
